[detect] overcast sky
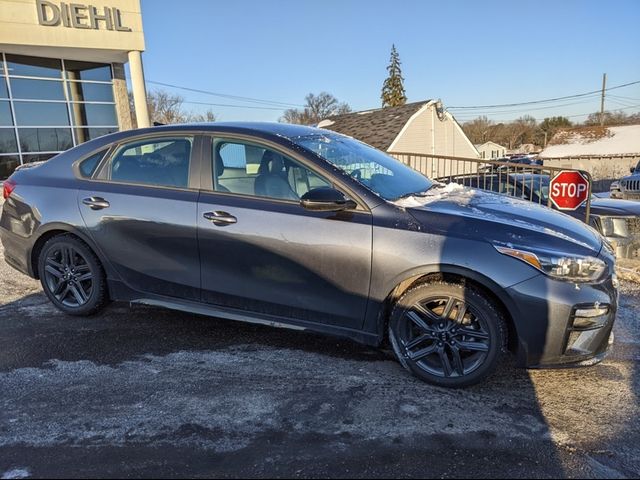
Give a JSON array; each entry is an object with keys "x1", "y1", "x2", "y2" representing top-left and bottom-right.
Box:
[{"x1": 137, "y1": 0, "x2": 640, "y2": 123}]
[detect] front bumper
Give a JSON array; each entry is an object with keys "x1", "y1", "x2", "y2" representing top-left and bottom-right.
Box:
[{"x1": 505, "y1": 272, "x2": 617, "y2": 368}]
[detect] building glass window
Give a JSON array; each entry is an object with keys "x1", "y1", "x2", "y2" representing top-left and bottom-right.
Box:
[
  {"x1": 0, "y1": 101, "x2": 13, "y2": 126},
  {"x1": 0, "y1": 129, "x2": 18, "y2": 153},
  {"x1": 6, "y1": 55, "x2": 62, "y2": 79},
  {"x1": 0, "y1": 77, "x2": 8, "y2": 99},
  {"x1": 18, "y1": 128, "x2": 73, "y2": 152},
  {"x1": 71, "y1": 103, "x2": 117, "y2": 126},
  {"x1": 64, "y1": 60, "x2": 112, "y2": 82},
  {"x1": 13, "y1": 102, "x2": 70, "y2": 126},
  {"x1": 10, "y1": 78, "x2": 66, "y2": 101},
  {"x1": 67, "y1": 82, "x2": 114, "y2": 103},
  {"x1": 74, "y1": 127, "x2": 118, "y2": 143},
  {"x1": 0, "y1": 156, "x2": 20, "y2": 179},
  {"x1": 0, "y1": 53, "x2": 119, "y2": 180},
  {"x1": 22, "y1": 153, "x2": 60, "y2": 164}
]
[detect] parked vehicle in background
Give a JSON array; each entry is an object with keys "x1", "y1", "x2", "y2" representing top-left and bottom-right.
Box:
[
  {"x1": 609, "y1": 181, "x2": 622, "y2": 199},
  {"x1": 615, "y1": 161, "x2": 640, "y2": 200},
  {"x1": 508, "y1": 154, "x2": 543, "y2": 166},
  {"x1": 458, "y1": 173, "x2": 640, "y2": 259},
  {"x1": 1, "y1": 123, "x2": 618, "y2": 387}
]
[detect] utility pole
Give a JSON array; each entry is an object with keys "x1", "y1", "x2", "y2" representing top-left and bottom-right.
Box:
[{"x1": 599, "y1": 73, "x2": 607, "y2": 127}]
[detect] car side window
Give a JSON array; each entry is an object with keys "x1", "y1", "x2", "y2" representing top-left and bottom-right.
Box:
[
  {"x1": 78, "y1": 149, "x2": 108, "y2": 178},
  {"x1": 107, "y1": 137, "x2": 193, "y2": 188},
  {"x1": 212, "y1": 139, "x2": 331, "y2": 201}
]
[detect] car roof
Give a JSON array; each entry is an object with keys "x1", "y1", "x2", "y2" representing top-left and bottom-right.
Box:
[
  {"x1": 508, "y1": 173, "x2": 550, "y2": 181},
  {"x1": 48, "y1": 122, "x2": 341, "y2": 166},
  {"x1": 125, "y1": 122, "x2": 332, "y2": 140}
]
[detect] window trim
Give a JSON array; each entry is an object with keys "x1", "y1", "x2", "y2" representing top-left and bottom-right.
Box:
[{"x1": 202, "y1": 134, "x2": 369, "y2": 212}]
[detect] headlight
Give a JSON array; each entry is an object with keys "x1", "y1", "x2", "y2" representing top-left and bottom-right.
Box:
[
  {"x1": 598, "y1": 217, "x2": 630, "y2": 238},
  {"x1": 494, "y1": 245, "x2": 607, "y2": 282}
]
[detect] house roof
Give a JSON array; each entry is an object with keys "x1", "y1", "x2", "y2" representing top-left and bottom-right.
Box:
[
  {"x1": 540, "y1": 124, "x2": 640, "y2": 158},
  {"x1": 475, "y1": 141, "x2": 506, "y2": 149},
  {"x1": 317, "y1": 101, "x2": 431, "y2": 151}
]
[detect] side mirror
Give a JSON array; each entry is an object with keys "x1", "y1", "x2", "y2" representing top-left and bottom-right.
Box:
[
  {"x1": 631, "y1": 167, "x2": 636, "y2": 174},
  {"x1": 300, "y1": 187, "x2": 357, "y2": 212}
]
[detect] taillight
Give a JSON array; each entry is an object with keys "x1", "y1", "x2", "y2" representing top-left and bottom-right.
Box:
[{"x1": 2, "y1": 179, "x2": 16, "y2": 200}]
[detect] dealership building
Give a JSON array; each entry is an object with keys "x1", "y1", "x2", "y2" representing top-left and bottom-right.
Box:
[{"x1": 0, "y1": 0, "x2": 149, "y2": 180}]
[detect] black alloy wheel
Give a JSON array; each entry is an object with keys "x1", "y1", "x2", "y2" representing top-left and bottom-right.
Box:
[
  {"x1": 43, "y1": 244, "x2": 93, "y2": 307},
  {"x1": 38, "y1": 234, "x2": 108, "y2": 315},
  {"x1": 389, "y1": 282, "x2": 505, "y2": 387}
]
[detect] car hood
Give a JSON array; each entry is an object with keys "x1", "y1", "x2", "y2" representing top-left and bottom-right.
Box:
[
  {"x1": 620, "y1": 173, "x2": 640, "y2": 182},
  {"x1": 394, "y1": 184, "x2": 602, "y2": 255},
  {"x1": 590, "y1": 197, "x2": 640, "y2": 216}
]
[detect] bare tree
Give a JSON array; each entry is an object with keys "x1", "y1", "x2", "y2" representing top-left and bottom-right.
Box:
[
  {"x1": 583, "y1": 110, "x2": 639, "y2": 126},
  {"x1": 186, "y1": 110, "x2": 217, "y2": 123},
  {"x1": 281, "y1": 92, "x2": 351, "y2": 125},
  {"x1": 461, "y1": 116, "x2": 494, "y2": 144},
  {"x1": 129, "y1": 89, "x2": 217, "y2": 127}
]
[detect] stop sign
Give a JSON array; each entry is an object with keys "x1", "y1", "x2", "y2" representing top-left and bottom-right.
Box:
[{"x1": 549, "y1": 170, "x2": 590, "y2": 210}]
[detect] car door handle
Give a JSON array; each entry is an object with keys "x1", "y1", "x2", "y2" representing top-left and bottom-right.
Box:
[
  {"x1": 82, "y1": 197, "x2": 110, "y2": 210},
  {"x1": 203, "y1": 211, "x2": 237, "y2": 226}
]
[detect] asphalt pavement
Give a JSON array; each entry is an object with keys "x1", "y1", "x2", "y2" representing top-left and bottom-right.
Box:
[{"x1": 0, "y1": 238, "x2": 639, "y2": 478}]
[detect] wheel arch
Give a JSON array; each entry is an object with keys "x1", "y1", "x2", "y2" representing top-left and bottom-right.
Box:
[
  {"x1": 29, "y1": 223, "x2": 116, "y2": 281},
  {"x1": 376, "y1": 264, "x2": 525, "y2": 360}
]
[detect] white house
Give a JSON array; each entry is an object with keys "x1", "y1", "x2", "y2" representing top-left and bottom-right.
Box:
[
  {"x1": 317, "y1": 100, "x2": 479, "y2": 178},
  {"x1": 475, "y1": 141, "x2": 507, "y2": 159}
]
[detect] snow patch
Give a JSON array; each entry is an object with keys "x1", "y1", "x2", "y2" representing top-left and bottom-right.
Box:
[
  {"x1": 317, "y1": 119, "x2": 334, "y2": 128},
  {"x1": 2, "y1": 469, "x2": 31, "y2": 480},
  {"x1": 392, "y1": 182, "x2": 469, "y2": 208},
  {"x1": 540, "y1": 125, "x2": 640, "y2": 158}
]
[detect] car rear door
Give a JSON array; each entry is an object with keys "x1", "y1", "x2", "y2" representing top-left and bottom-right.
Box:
[
  {"x1": 196, "y1": 136, "x2": 373, "y2": 330},
  {"x1": 77, "y1": 134, "x2": 203, "y2": 300}
]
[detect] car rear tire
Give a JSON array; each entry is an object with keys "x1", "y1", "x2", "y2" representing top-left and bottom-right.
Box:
[
  {"x1": 388, "y1": 281, "x2": 506, "y2": 388},
  {"x1": 38, "y1": 234, "x2": 109, "y2": 316}
]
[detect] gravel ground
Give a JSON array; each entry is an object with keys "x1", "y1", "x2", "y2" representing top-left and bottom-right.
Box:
[{"x1": 0, "y1": 228, "x2": 638, "y2": 478}]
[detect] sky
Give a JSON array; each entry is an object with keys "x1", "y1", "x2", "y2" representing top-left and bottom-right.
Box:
[{"x1": 137, "y1": 0, "x2": 640, "y2": 124}]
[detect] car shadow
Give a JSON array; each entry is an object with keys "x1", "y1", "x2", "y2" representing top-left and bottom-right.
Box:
[{"x1": 0, "y1": 288, "x2": 574, "y2": 477}]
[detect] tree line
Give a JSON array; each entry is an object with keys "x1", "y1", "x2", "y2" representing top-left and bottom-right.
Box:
[{"x1": 461, "y1": 110, "x2": 640, "y2": 150}]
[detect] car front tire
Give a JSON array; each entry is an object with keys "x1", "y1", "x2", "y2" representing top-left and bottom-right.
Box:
[{"x1": 388, "y1": 281, "x2": 506, "y2": 388}]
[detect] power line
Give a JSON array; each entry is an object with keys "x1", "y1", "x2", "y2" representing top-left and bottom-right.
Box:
[
  {"x1": 146, "y1": 79, "x2": 304, "y2": 108},
  {"x1": 608, "y1": 93, "x2": 640, "y2": 102},
  {"x1": 448, "y1": 80, "x2": 640, "y2": 110},
  {"x1": 181, "y1": 100, "x2": 287, "y2": 111},
  {"x1": 450, "y1": 97, "x2": 600, "y2": 118}
]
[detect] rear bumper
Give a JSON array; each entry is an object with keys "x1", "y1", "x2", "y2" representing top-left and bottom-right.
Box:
[
  {"x1": 505, "y1": 273, "x2": 617, "y2": 368},
  {"x1": 0, "y1": 225, "x2": 33, "y2": 277}
]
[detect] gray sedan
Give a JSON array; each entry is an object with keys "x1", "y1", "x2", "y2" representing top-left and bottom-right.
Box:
[{"x1": 0, "y1": 123, "x2": 618, "y2": 387}]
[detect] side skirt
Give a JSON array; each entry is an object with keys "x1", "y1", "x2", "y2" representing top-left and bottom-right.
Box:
[{"x1": 108, "y1": 279, "x2": 381, "y2": 347}]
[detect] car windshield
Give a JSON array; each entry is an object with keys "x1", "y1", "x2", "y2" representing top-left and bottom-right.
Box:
[{"x1": 291, "y1": 132, "x2": 433, "y2": 200}]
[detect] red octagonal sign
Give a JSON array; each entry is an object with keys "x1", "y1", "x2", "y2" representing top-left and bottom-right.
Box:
[{"x1": 549, "y1": 170, "x2": 590, "y2": 211}]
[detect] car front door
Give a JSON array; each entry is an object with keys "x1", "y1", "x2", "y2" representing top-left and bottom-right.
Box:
[
  {"x1": 78, "y1": 134, "x2": 202, "y2": 300},
  {"x1": 197, "y1": 137, "x2": 373, "y2": 330}
]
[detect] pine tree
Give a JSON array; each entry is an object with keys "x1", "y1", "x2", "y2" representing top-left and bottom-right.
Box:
[{"x1": 381, "y1": 45, "x2": 407, "y2": 108}]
